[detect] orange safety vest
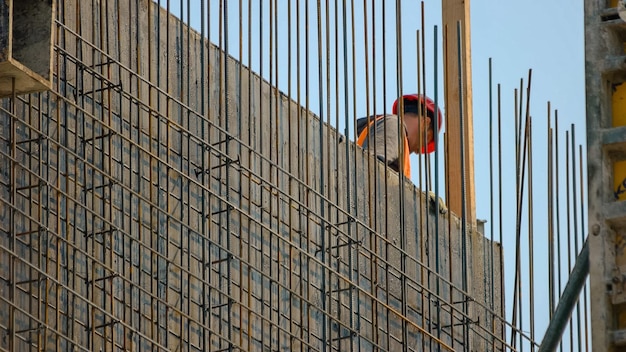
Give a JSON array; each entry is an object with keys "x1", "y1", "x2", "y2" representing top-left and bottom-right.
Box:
[{"x1": 356, "y1": 116, "x2": 411, "y2": 178}]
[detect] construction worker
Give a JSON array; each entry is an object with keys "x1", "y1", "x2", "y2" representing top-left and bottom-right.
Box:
[{"x1": 356, "y1": 94, "x2": 442, "y2": 179}]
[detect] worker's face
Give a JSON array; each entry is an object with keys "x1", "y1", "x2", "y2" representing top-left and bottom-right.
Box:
[{"x1": 410, "y1": 115, "x2": 434, "y2": 153}]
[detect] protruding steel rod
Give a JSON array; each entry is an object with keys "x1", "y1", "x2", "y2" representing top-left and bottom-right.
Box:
[{"x1": 537, "y1": 239, "x2": 589, "y2": 352}]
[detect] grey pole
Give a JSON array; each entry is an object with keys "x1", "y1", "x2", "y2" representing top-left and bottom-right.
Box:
[{"x1": 538, "y1": 238, "x2": 589, "y2": 352}]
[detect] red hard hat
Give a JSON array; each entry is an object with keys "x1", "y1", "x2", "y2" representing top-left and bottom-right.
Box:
[{"x1": 392, "y1": 94, "x2": 442, "y2": 153}]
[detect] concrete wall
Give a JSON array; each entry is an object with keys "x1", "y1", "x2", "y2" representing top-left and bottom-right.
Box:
[
  {"x1": 0, "y1": 0, "x2": 503, "y2": 351},
  {"x1": 585, "y1": 2, "x2": 626, "y2": 351}
]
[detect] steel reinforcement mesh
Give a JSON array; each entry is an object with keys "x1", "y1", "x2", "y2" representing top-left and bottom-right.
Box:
[{"x1": 0, "y1": 1, "x2": 505, "y2": 351}]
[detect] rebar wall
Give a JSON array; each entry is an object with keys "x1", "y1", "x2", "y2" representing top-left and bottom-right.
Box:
[{"x1": 0, "y1": 1, "x2": 590, "y2": 351}]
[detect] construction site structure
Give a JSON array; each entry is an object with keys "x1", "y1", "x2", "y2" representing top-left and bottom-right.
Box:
[
  {"x1": 587, "y1": 0, "x2": 626, "y2": 350},
  {"x1": 0, "y1": 1, "x2": 507, "y2": 351},
  {"x1": 0, "y1": 0, "x2": 54, "y2": 97}
]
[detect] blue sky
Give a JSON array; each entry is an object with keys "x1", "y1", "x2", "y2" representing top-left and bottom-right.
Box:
[{"x1": 471, "y1": 0, "x2": 586, "y2": 348}]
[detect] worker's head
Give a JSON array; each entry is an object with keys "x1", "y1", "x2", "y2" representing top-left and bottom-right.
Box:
[{"x1": 392, "y1": 94, "x2": 442, "y2": 154}]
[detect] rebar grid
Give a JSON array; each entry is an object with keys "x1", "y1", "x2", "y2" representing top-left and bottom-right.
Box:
[{"x1": 0, "y1": 1, "x2": 590, "y2": 352}]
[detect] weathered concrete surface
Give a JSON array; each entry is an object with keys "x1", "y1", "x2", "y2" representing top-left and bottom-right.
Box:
[
  {"x1": 0, "y1": 0, "x2": 503, "y2": 351},
  {"x1": 0, "y1": 0, "x2": 54, "y2": 96},
  {"x1": 585, "y1": 2, "x2": 626, "y2": 352},
  {"x1": 12, "y1": 0, "x2": 54, "y2": 79}
]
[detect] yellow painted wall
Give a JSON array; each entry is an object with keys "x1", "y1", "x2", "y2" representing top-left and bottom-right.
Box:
[
  {"x1": 616, "y1": 160, "x2": 626, "y2": 201},
  {"x1": 612, "y1": 83, "x2": 626, "y2": 201},
  {"x1": 613, "y1": 82, "x2": 626, "y2": 127}
]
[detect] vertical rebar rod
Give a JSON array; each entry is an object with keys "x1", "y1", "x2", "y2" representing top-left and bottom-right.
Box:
[
  {"x1": 40, "y1": 86, "x2": 50, "y2": 352},
  {"x1": 419, "y1": 3, "x2": 433, "y2": 349},
  {"x1": 571, "y1": 124, "x2": 582, "y2": 351},
  {"x1": 548, "y1": 103, "x2": 555, "y2": 320},
  {"x1": 8, "y1": 76, "x2": 16, "y2": 352},
  {"x1": 383, "y1": 0, "x2": 392, "y2": 330},
  {"x1": 344, "y1": 2, "x2": 360, "y2": 349},
  {"x1": 55, "y1": 5, "x2": 64, "y2": 350},
  {"x1": 393, "y1": 1, "x2": 410, "y2": 349},
  {"x1": 528, "y1": 114, "x2": 535, "y2": 351},
  {"x1": 184, "y1": 0, "x2": 193, "y2": 345},
  {"x1": 285, "y1": 0, "x2": 295, "y2": 347},
  {"x1": 359, "y1": 1, "x2": 378, "y2": 348},
  {"x1": 433, "y1": 24, "x2": 443, "y2": 349},
  {"x1": 315, "y1": 0, "x2": 330, "y2": 349},
  {"x1": 295, "y1": 1, "x2": 308, "y2": 348},
  {"x1": 442, "y1": 19, "x2": 454, "y2": 352},
  {"x1": 488, "y1": 57, "x2": 495, "y2": 352},
  {"x1": 154, "y1": 0, "x2": 165, "y2": 347},
  {"x1": 269, "y1": 0, "x2": 277, "y2": 346},
  {"x1": 510, "y1": 84, "x2": 519, "y2": 351},
  {"x1": 416, "y1": 23, "x2": 428, "y2": 349},
  {"x1": 208, "y1": 0, "x2": 217, "y2": 349},
  {"x1": 119, "y1": 2, "x2": 130, "y2": 349},
  {"x1": 105, "y1": 1, "x2": 116, "y2": 346},
  {"x1": 420, "y1": 1, "x2": 427, "y2": 198},
  {"x1": 566, "y1": 130, "x2": 573, "y2": 351},
  {"x1": 305, "y1": 0, "x2": 315, "y2": 348},
  {"x1": 523, "y1": 70, "x2": 532, "y2": 352},
  {"x1": 554, "y1": 110, "x2": 563, "y2": 352},
  {"x1": 514, "y1": 83, "x2": 520, "y2": 193},
  {"x1": 236, "y1": 1, "x2": 245, "y2": 347},
  {"x1": 511, "y1": 70, "x2": 532, "y2": 350},
  {"x1": 456, "y1": 20, "x2": 470, "y2": 350},
  {"x1": 497, "y1": 82, "x2": 505, "y2": 352},
  {"x1": 245, "y1": 2, "x2": 255, "y2": 349},
  {"x1": 259, "y1": 0, "x2": 268, "y2": 349}
]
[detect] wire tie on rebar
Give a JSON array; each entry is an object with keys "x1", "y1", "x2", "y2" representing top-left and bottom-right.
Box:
[
  {"x1": 80, "y1": 83, "x2": 122, "y2": 97},
  {"x1": 15, "y1": 135, "x2": 46, "y2": 145},
  {"x1": 89, "y1": 319, "x2": 120, "y2": 331},
  {"x1": 82, "y1": 131, "x2": 116, "y2": 144},
  {"x1": 211, "y1": 136, "x2": 233, "y2": 147},
  {"x1": 316, "y1": 238, "x2": 361, "y2": 255},
  {"x1": 15, "y1": 180, "x2": 45, "y2": 192},
  {"x1": 15, "y1": 277, "x2": 44, "y2": 286},
  {"x1": 211, "y1": 298, "x2": 235, "y2": 310},
  {"x1": 83, "y1": 181, "x2": 116, "y2": 193},
  {"x1": 15, "y1": 227, "x2": 45, "y2": 237},
  {"x1": 91, "y1": 273, "x2": 118, "y2": 284},
  {"x1": 333, "y1": 239, "x2": 361, "y2": 251},
  {"x1": 213, "y1": 346, "x2": 235, "y2": 352},
  {"x1": 328, "y1": 332, "x2": 355, "y2": 343},
  {"x1": 15, "y1": 325, "x2": 42, "y2": 334},
  {"x1": 439, "y1": 316, "x2": 479, "y2": 330},
  {"x1": 211, "y1": 155, "x2": 240, "y2": 170},
  {"x1": 326, "y1": 285, "x2": 353, "y2": 295},
  {"x1": 325, "y1": 217, "x2": 355, "y2": 230},
  {"x1": 452, "y1": 297, "x2": 474, "y2": 305},
  {"x1": 84, "y1": 227, "x2": 117, "y2": 238},
  {"x1": 210, "y1": 205, "x2": 233, "y2": 216},
  {"x1": 90, "y1": 59, "x2": 115, "y2": 69},
  {"x1": 211, "y1": 253, "x2": 233, "y2": 265}
]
